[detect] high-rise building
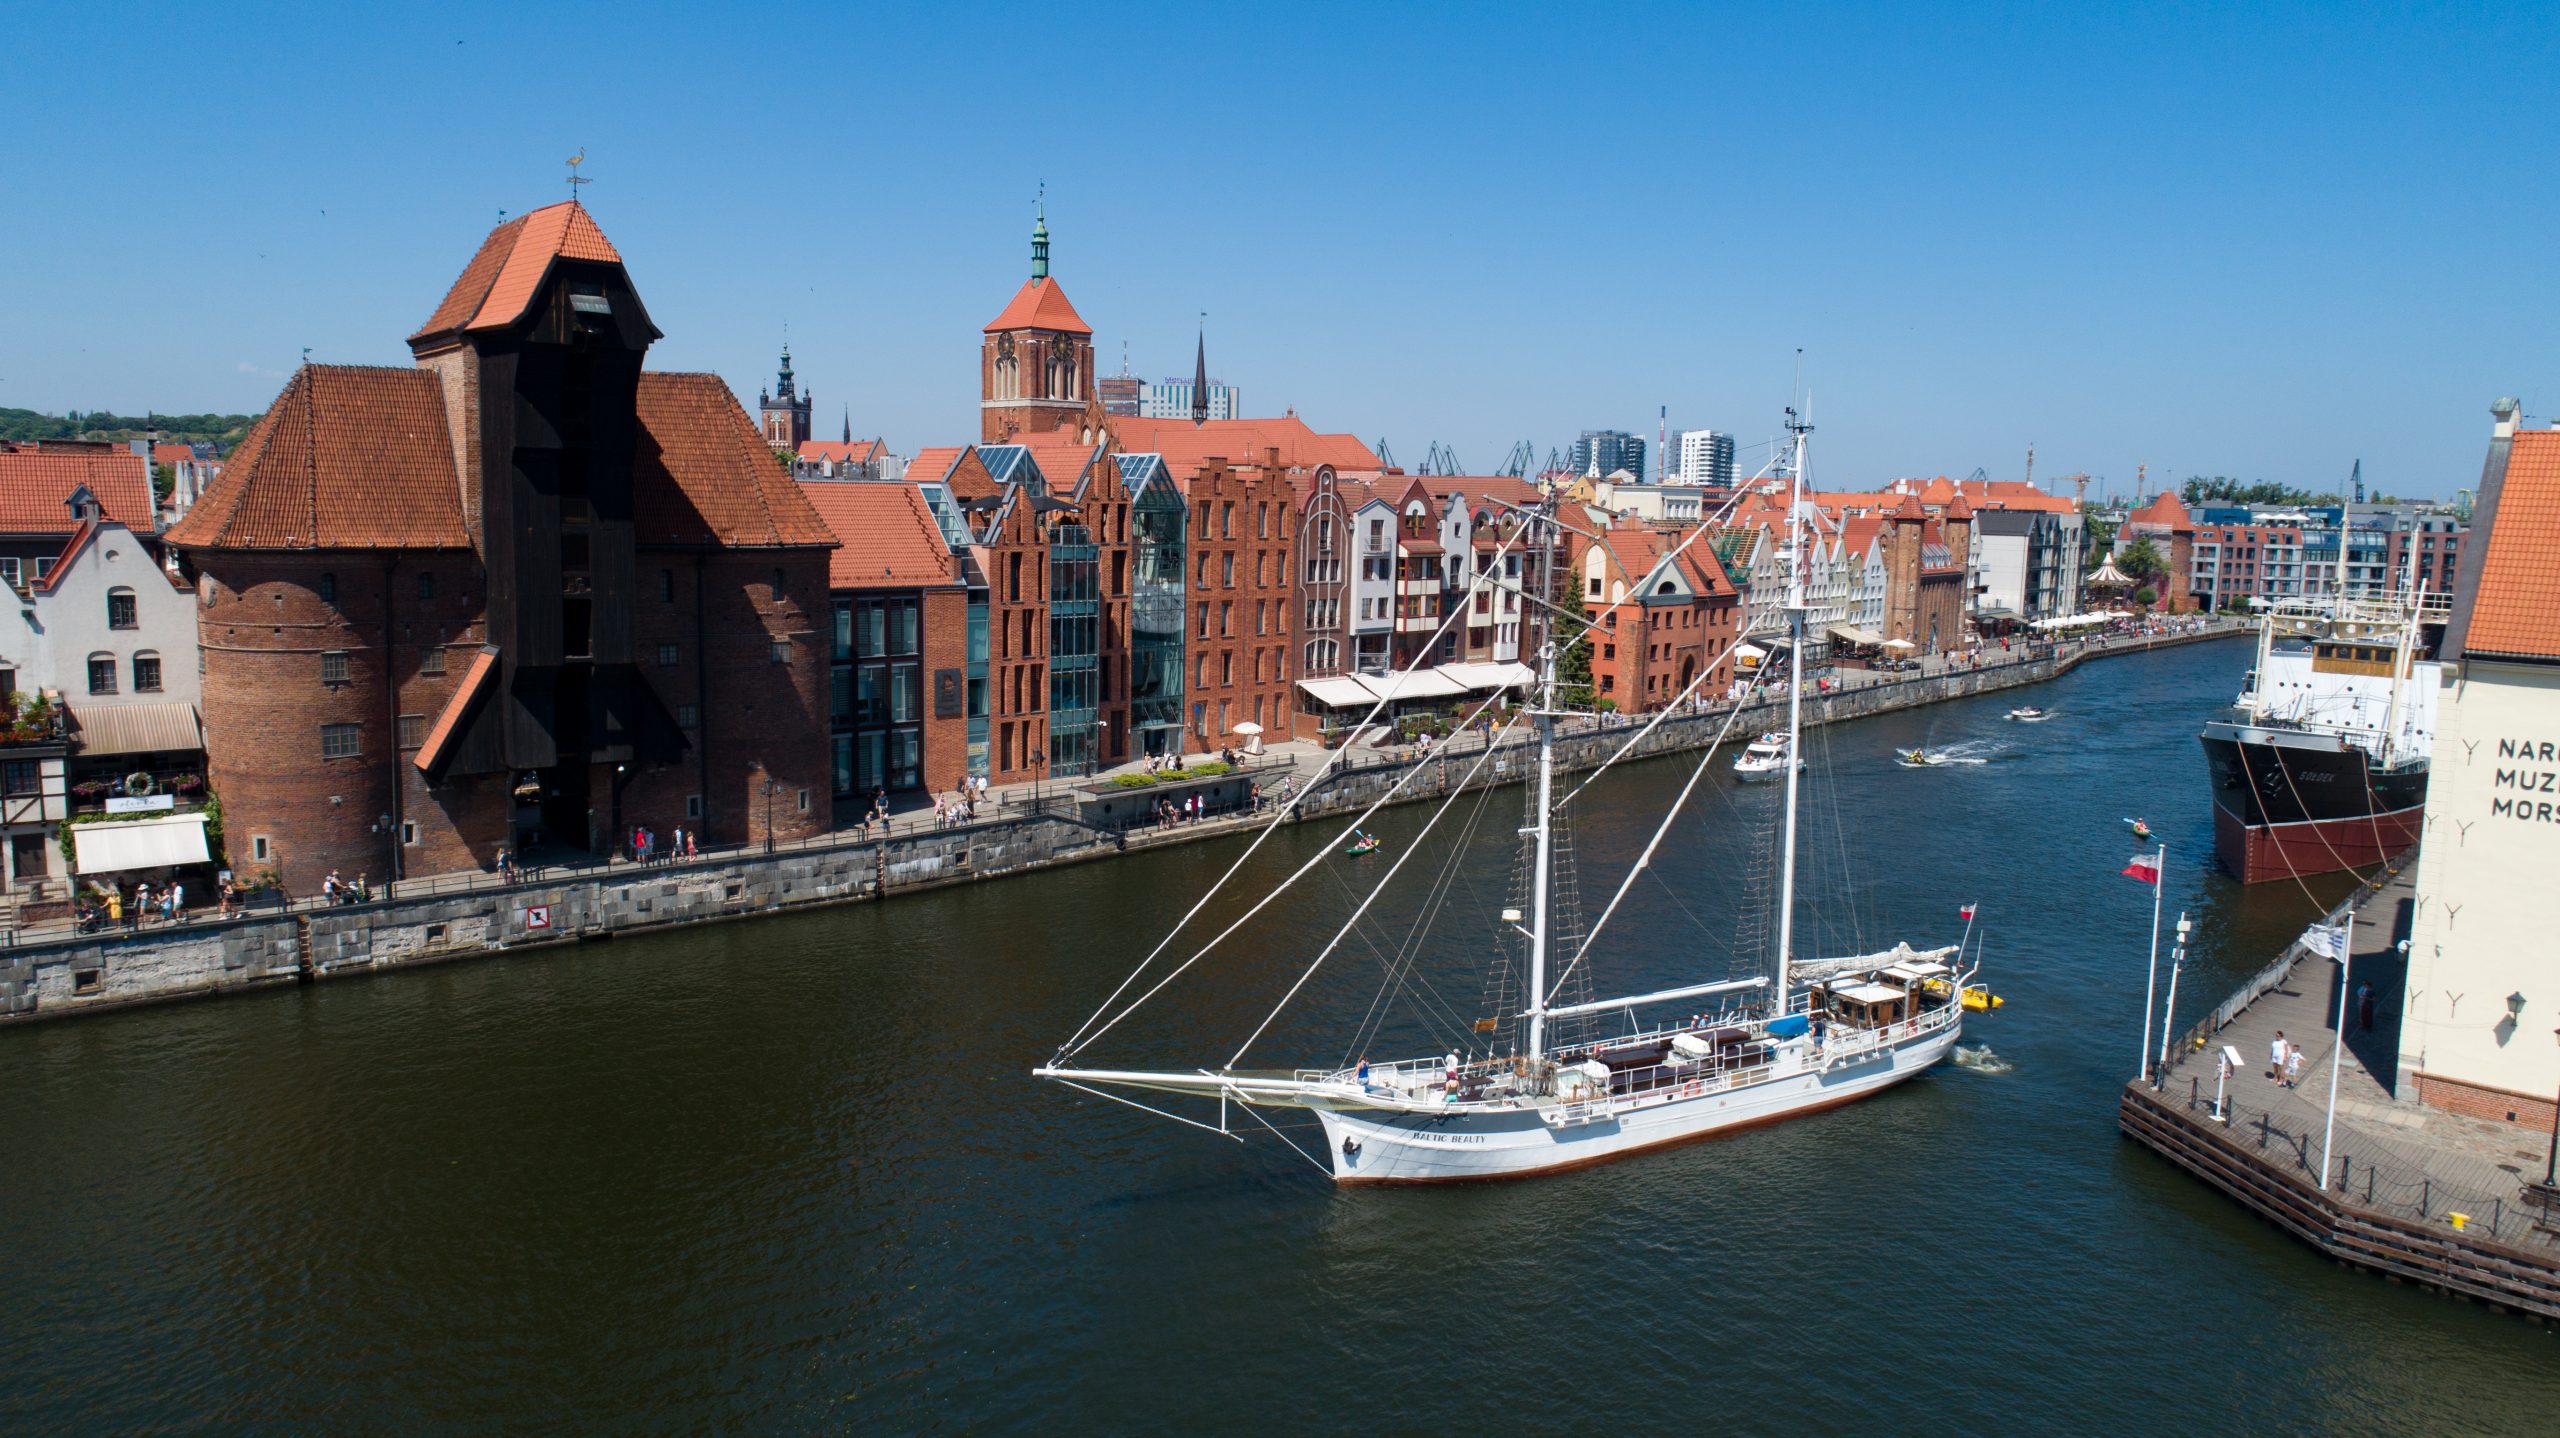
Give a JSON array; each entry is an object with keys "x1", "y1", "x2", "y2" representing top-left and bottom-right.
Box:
[
  {"x1": 1568, "y1": 429, "x2": 1644, "y2": 480},
  {"x1": 1673, "y1": 428, "x2": 1735, "y2": 488},
  {"x1": 1138, "y1": 378, "x2": 1239, "y2": 420},
  {"x1": 1098, "y1": 374, "x2": 1141, "y2": 417}
]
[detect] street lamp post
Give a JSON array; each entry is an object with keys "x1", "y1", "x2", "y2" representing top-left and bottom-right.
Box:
[
  {"x1": 2319, "y1": 931, "x2": 2356, "y2": 1193},
  {"x1": 2546, "y1": 1025, "x2": 2560, "y2": 1189},
  {"x1": 2157, "y1": 912, "x2": 2191, "y2": 1077},
  {"x1": 764, "y1": 780, "x2": 776, "y2": 854}
]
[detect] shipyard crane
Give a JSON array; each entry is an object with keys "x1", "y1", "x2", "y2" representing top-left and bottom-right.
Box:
[
  {"x1": 1496, "y1": 441, "x2": 1538, "y2": 478},
  {"x1": 1374, "y1": 439, "x2": 1397, "y2": 470}
]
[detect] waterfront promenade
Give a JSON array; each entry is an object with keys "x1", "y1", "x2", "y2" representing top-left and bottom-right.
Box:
[
  {"x1": 2121, "y1": 861, "x2": 2560, "y2": 1317},
  {"x1": 1, "y1": 620, "x2": 2240, "y2": 1025}
]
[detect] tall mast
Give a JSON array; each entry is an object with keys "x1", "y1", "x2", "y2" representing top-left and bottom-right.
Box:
[
  {"x1": 1526, "y1": 503, "x2": 1558, "y2": 1062},
  {"x1": 1774, "y1": 406, "x2": 1810, "y2": 1014}
]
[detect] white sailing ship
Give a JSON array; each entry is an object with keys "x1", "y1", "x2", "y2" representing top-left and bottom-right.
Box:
[{"x1": 1037, "y1": 408, "x2": 1982, "y2": 1183}]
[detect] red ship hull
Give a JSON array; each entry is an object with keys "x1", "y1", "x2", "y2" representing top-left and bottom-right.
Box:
[{"x1": 2211, "y1": 798, "x2": 2423, "y2": 884}]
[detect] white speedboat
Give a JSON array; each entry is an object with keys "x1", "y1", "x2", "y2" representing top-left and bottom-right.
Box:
[
  {"x1": 2006, "y1": 706, "x2": 2050, "y2": 722},
  {"x1": 1039, "y1": 405, "x2": 1981, "y2": 1184},
  {"x1": 1732, "y1": 732, "x2": 1799, "y2": 781}
]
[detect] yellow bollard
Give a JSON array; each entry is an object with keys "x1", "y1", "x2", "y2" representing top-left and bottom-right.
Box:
[{"x1": 2447, "y1": 1211, "x2": 2469, "y2": 1231}]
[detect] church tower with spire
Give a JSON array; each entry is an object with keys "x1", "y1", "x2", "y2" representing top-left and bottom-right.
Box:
[
  {"x1": 980, "y1": 195, "x2": 1095, "y2": 443},
  {"x1": 759, "y1": 343, "x2": 812, "y2": 449}
]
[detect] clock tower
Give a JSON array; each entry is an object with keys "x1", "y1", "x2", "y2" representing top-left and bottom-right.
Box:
[{"x1": 980, "y1": 199, "x2": 1094, "y2": 443}]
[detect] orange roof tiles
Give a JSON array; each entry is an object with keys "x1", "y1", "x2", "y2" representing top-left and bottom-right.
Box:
[
  {"x1": 164, "y1": 365, "x2": 472, "y2": 550},
  {"x1": 631, "y1": 373, "x2": 837, "y2": 549},
  {"x1": 1108, "y1": 415, "x2": 1380, "y2": 473},
  {"x1": 413, "y1": 646, "x2": 498, "y2": 776},
  {"x1": 2462, "y1": 428, "x2": 2560, "y2": 660},
  {"x1": 1019, "y1": 433, "x2": 1100, "y2": 491},
  {"x1": 796, "y1": 438, "x2": 883, "y2": 465},
  {"x1": 984, "y1": 276, "x2": 1091, "y2": 334},
  {"x1": 797, "y1": 480, "x2": 959, "y2": 591},
  {"x1": 2128, "y1": 490, "x2": 2193, "y2": 531},
  {"x1": 0, "y1": 444, "x2": 156, "y2": 535},
  {"x1": 411, "y1": 201, "x2": 624, "y2": 346},
  {"x1": 150, "y1": 441, "x2": 196, "y2": 467}
]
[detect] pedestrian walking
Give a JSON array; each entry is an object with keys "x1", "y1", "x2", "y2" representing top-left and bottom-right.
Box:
[
  {"x1": 2269, "y1": 1031, "x2": 2288, "y2": 1084},
  {"x1": 2356, "y1": 981, "x2": 2375, "y2": 1032},
  {"x1": 2285, "y1": 1044, "x2": 2306, "y2": 1090}
]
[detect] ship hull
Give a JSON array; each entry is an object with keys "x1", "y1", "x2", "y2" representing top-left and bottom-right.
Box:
[
  {"x1": 2200, "y1": 721, "x2": 2428, "y2": 883},
  {"x1": 1314, "y1": 1020, "x2": 1959, "y2": 1183}
]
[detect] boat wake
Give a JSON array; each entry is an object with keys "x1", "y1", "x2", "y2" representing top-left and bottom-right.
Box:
[{"x1": 1952, "y1": 1044, "x2": 2012, "y2": 1075}]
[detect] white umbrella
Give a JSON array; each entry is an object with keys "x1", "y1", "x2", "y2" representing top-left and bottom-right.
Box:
[
  {"x1": 1882, "y1": 638, "x2": 1916, "y2": 650},
  {"x1": 1232, "y1": 721, "x2": 1264, "y2": 735},
  {"x1": 1232, "y1": 720, "x2": 1265, "y2": 755}
]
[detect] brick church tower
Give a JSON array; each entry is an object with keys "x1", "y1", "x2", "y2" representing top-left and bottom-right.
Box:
[
  {"x1": 980, "y1": 200, "x2": 1095, "y2": 443},
  {"x1": 758, "y1": 344, "x2": 812, "y2": 449}
]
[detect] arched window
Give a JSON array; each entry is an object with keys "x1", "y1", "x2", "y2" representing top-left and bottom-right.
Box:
[
  {"x1": 106, "y1": 586, "x2": 138, "y2": 629},
  {"x1": 131, "y1": 650, "x2": 162, "y2": 693},
  {"x1": 86, "y1": 652, "x2": 117, "y2": 695}
]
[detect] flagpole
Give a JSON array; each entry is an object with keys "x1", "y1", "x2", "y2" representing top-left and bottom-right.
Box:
[
  {"x1": 2319, "y1": 930, "x2": 2353, "y2": 1192},
  {"x1": 2136, "y1": 842, "x2": 2166, "y2": 1083}
]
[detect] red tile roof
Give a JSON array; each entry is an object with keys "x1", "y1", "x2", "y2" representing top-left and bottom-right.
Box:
[
  {"x1": 631, "y1": 373, "x2": 837, "y2": 549},
  {"x1": 1108, "y1": 415, "x2": 1380, "y2": 472},
  {"x1": 163, "y1": 365, "x2": 472, "y2": 550},
  {"x1": 411, "y1": 201, "x2": 624, "y2": 346},
  {"x1": 151, "y1": 441, "x2": 196, "y2": 467},
  {"x1": 983, "y1": 276, "x2": 1091, "y2": 334},
  {"x1": 413, "y1": 645, "x2": 498, "y2": 777},
  {"x1": 2463, "y1": 428, "x2": 2560, "y2": 660},
  {"x1": 796, "y1": 438, "x2": 883, "y2": 465},
  {"x1": 797, "y1": 480, "x2": 959, "y2": 591},
  {"x1": 0, "y1": 444, "x2": 156, "y2": 536},
  {"x1": 906, "y1": 447, "x2": 966, "y2": 488},
  {"x1": 2128, "y1": 490, "x2": 2193, "y2": 531},
  {"x1": 1019, "y1": 433, "x2": 1100, "y2": 491}
]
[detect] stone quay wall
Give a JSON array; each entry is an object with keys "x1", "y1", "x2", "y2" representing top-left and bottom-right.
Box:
[{"x1": 0, "y1": 627, "x2": 2240, "y2": 1029}]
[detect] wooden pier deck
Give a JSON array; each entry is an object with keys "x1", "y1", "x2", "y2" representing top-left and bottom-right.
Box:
[{"x1": 2119, "y1": 859, "x2": 2560, "y2": 1321}]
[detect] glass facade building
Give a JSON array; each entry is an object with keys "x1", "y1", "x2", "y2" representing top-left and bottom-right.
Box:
[
  {"x1": 831, "y1": 594, "x2": 924, "y2": 798},
  {"x1": 1048, "y1": 521, "x2": 1100, "y2": 777},
  {"x1": 1126, "y1": 461, "x2": 1187, "y2": 758}
]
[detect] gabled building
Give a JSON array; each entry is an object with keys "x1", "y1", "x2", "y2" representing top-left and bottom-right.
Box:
[
  {"x1": 166, "y1": 200, "x2": 837, "y2": 890},
  {"x1": 797, "y1": 478, "x2": 968, "y2": 812},
  {"x1": 0, "y1": 444, "x2": 159, "y2": 587},
  {"x1": 1576, "y1": 524, "x2": 1742, "y2": 712}
]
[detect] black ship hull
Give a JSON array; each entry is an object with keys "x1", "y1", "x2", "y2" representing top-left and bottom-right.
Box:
[{"x1": 2199, "y1": 721, "x2": 2427, "y2": 883}]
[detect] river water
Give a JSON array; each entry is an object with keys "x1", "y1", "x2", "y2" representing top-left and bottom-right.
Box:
[{"x1": 3, "y1": 640, "x2": 2552, "y2": 1434}]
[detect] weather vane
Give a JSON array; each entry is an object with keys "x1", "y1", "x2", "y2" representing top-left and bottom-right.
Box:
[{"x1": 567, "y1": 149, "x2": 591, "y2": 200}]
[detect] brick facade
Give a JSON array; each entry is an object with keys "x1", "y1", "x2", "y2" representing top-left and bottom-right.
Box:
[
  {"x1": 1178, "y1": 458, "x2": 1295, "y2": 750},
  {"x1": 2413, "y1": 1070, "x2": 2559, "y2": 1132}
]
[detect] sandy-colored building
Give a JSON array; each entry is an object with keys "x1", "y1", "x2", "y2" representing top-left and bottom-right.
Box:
[{"x1": 2397, "y1": 401, "x2": 2560, "y2": 1129}]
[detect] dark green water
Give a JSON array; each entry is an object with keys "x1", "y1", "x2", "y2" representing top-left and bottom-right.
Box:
[{"x1": 3, "y1": 640, "x2": 2552, "y2": 1435}]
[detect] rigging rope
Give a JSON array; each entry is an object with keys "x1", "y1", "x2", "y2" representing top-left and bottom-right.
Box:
[
  {"x1": 1065, "y1": 687, "x2": 1518, "y2": 1063},
  {"x1": 1051, "y1": 518, "x2": 1542, "y2": 1062},
  {"x1": 1229, "y1": 712, "x2": 1524, "y2": 1068},
  {"x1": 1544, "y1": 661, "x2": 1769, "y2": 1007}
]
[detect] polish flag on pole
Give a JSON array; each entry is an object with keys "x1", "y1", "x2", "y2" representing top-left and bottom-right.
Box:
[
  {"x1": 1958, "y1": 903, "x2": 1977, "y2": 920},
  {"x1": 2122, "y1": 852, "x2": 2162, "y2": 884}
]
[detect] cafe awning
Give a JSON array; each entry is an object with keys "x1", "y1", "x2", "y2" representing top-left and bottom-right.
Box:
[
  {"x1": 1364, "y1": 669, "x2": 1468, "y2": 701},
  {"x1": 1297, "y1": 675, "x2": 1378, "y2": 709},
  {"x1": 1439, "y1": 660, "x2": 1536, "y2": 691},
  {"x1": 1828, "y1": 624, "x2": 1884, "y2": 646},
  {"x1": 71, "y1": 812, "x2": 211, "y2": 875},
  {"x1": 1734, "y1": 642, "x2": 1767, "y2": 661},
  {"x1": 66, "y1": 700, "x2": 202, "y2": 756}
]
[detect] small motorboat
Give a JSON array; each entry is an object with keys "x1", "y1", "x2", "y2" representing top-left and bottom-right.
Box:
[
  {"x1": 1897, "y1": 747, "x2": 1945, "y2": 768},
  {"x1": 1732, "y1": 733, "x2": 1799, "y2": 781},
  {"x1": 1346, "y1": 833, "x2": 1382, "y2": 857},
  {"x1": 2006, "y1": 706, "x2": 2050, "y2": 722}
]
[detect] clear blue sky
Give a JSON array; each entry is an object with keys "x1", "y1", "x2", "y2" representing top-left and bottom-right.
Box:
[{"x1": 6, "y1": 1, "x2": 2555, "y2": 498}]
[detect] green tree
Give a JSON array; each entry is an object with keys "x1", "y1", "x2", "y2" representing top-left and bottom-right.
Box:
[
  {"x1": 151, "y1": 463, "x2": 174, "y2": 502},
  {"x1": 2135, "y1": 585, "x2": 2159, "y2": 609},
  {"x1": 1553, "y1": 571, "x2": 1598, "y2": 709},
  {"x1": 2119, "y1": 537, "x2": 2168, "y2": 584}
]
